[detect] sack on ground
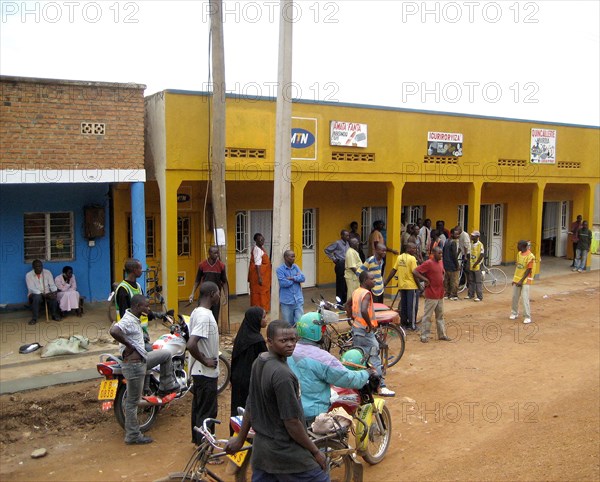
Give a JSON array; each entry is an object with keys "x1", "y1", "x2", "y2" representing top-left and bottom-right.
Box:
[{"x1": 41, "y1": 335, "x2": 89, "y2": 358}]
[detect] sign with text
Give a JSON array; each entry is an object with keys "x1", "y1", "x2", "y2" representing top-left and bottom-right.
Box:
[
  {"x1": 330, "y1": 121, "x2": 368, "y2": 147},
  {"x1": 292, "y1": 117, "x2": 317, "y2": 160},
  {"x1": 427, "y1": 131, "x2": 463, "y2": 157},
  {"x1": 530, "y1": 128, "x2": 556, "y2": 164}
]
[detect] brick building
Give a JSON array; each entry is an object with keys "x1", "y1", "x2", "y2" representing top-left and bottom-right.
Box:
[{"x1": 0, "y1": 76, "x2": 146, "y2": 306}]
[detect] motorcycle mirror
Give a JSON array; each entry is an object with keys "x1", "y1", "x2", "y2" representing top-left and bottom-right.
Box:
[{"x1": 335, "y1": 296, "x2": 341, "y2": 303}]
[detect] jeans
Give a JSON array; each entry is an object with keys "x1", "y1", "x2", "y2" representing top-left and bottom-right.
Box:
[
  {"x1": 121, "y1": 350, "x2": 177, "y2": 443},
  {"x1": 400, "y1": 289, "x2": 419, "y2": 329},
  {"x1": 191, "y1": 375, "x2": 218, "y2": 444},
  {"x1": 279, "y1": 303, "x2": 304, "y2": 326},
  {"x1": 575, "y1": 248, "x2": 589, "y2": 270},
  {"x1": 420, "y1": 298, "x2": 447, "y2": 340},
  {"x1": 511, "y1": 284, "x2": 531, "y2": 319},
  {"x1": 468, "y1": 269, "x2": 483, "y2": 300},
  {"x1": 352, "y1": 327, "x2": 385, "y2": 386}
]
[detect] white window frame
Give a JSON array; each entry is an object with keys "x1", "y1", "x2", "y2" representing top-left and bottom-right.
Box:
[{"x1": 24, "y1": 212, "x2": 74, "y2": 262}]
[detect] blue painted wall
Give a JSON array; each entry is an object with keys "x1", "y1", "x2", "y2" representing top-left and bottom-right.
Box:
[{"x1": 0, "y1": 184, "x2": 112, "y2": 304}]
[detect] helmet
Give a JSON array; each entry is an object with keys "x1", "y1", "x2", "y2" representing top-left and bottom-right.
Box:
[
  {"x1": 341, "y1": 347, "x2": 367, "y2": 371},
  {"x1": 296, "y1": 312, "x2": 323, "y2": 342}
]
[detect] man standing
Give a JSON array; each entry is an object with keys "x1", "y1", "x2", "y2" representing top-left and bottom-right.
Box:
[
  {"x1": 25, "y1": 259, "x2": 60, "y2": 325},
  {"x1": 324, "y1": 229, "x2": 350, "y2": 303},
  {"x1": 109, "y1": 294, "x2": 179, "y2": 445},
  {"x1": 188, "y1": 246, "x2": 228, "y2": 324},
  {"x1": 568, "y1": 215, "x2": 583, "y2": 267},
  {"x1": 345, "y1": 237, "x2": 362, "y2": 298},
  {"x1": 442, "y1": 229, "x2": 461, "y2": 301},
  {"x1": 225, "y1": 320, "x2": 328, "y2": 481},
  {"x1": 346, "y1": 271, "x2": 395, "y2": 396},
  {"x1": 357, "y1": 244, "x2": 387, "y2": 304},
  {"x1": 413, "y1": 247, "x2": 450, "y2": 343},
  {"x1": 384, "y1": 242, "x2": 420, "y2": 331},
  {"x1": 187, "y1": 282, "x2": 221, "y2": 443},
  {"x1": 574, "y1": 220, "x2": 592, "y2": 272},
  {"x1": 276, "y1": 250, "x2": 305, "y2": 326},
  {"x1": 348, "y1": 220, "x2": 365, "y2": 262},
  {"x1": 367, "y1": 221, "x2": 385, "y2": 258},
  {"x1": 456, "y1": 226, "x2": 471, "y2": 291},
  {"x1": 418, "y1": 219, "x2": 432, "y2": 260},
  {"x1": 467, "y1": 231, "x2": 485, "y2": 302},
  {"x1": 510, "y1": 241, "x2": 536, "y2": 324}
]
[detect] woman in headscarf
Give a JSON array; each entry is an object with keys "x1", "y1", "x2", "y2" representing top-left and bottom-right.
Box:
[
  {"x1": 248, "y1": 233, "x2": 271, "y2": 311},
  {"x1": 230, "y1": 306, "x2": 268, "y2": 431}
]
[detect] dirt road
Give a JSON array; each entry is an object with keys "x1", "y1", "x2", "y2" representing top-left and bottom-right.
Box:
[{"x1": 1, "y1": 272, "x2": 599, "y2": 481}]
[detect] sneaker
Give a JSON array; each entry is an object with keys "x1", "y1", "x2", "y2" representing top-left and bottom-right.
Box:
[
  {"x1": 125, "y1": 435, "x2": 153, "y2": 445},
  {"x1": 474, "y1": 298, "x2": 481, "y2": 302},
  {"x1": 572, "y1": 268, "x2": 578, "y2": 272},
  {"x1": 450, "y1": 297, "x2": 459, "y2": 301},
  {"x1": 523, "y1": 318, "x2": 532, "y2": 324},
  {"x1": 509, "y1": 314, "x2": 518, "y2": 320},
  {"x1": 577, "y1": 269, "x2": 583, "y2": 273},
  {"x1": 464, "y1": 296, "x2": 473, "y2": 300},
  {"x1": 378, "y1": 387, "x2": 396, "y2": 397},
  {"x1": 28, "y1": 319, "x2": 37, "y2": 326},
  {"x1": 444, "y1": 296, "x2": 450, "y2": 300}
]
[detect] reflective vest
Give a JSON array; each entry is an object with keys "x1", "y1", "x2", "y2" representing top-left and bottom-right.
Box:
[
  {"x1": 351, "y1": 287, "x2": 376, "y2": 329},
  {"x1": 114, "y1": 280, "x2": 149, "y2": 334}
]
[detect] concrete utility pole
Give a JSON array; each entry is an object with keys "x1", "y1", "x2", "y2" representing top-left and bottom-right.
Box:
[
  {"x1": 209, "y1": 0, "x2": 228, "y2": 332},
  {"x1": 270, "y1": 0, "x2": 294, "y2": 319}
]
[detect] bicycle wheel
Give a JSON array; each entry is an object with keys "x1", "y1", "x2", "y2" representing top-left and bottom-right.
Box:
[
  {"x1": 457, "y1": 266, "x2": 467, "y2": 293},
  {"x1": 483, "y1": 267, "x2": 508, "y2": 294},
  {"x1": 181, "y1": 443, "x2": 212, "y2": 481},
  {"x1": 314, "y1": 439, "x2": 352, "y2": 482},
  {"x1": 379, "y1": 323, "x2": 405, "y2": 369}
]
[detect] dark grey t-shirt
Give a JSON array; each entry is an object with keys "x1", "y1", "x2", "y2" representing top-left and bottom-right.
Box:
[{"x1": 247, "y1": 352, "x2": 318, "y2": 474}]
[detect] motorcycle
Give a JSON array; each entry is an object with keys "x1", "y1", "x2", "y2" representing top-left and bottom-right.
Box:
[{"x1": 96, "y1": 313, "x2": 231, "y2": 432}]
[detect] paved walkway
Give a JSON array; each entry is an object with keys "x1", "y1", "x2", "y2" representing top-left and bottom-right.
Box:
[{"x1": 1, "y1": 255, "x2": 597, "y2": 394}]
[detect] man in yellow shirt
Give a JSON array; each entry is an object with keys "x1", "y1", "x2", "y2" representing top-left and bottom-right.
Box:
[
  {"x1": 510, "y1": 240, "x2": 536, "y2": 324},
  {"x1": 384, "y1": 242, "x2": 420, "y2": 331},
  {"x1": 467, "y1": 231, "x2": 485, "y2": 302},
  {"x1": 344, "y1": 238, "x2": 362, "y2": 298}
]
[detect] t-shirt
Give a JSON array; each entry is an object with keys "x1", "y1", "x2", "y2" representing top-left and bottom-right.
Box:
[
  {"x1": 577, "y1": 228, "x2": 592, "y2": 251},
  {"x1": 247, "y1": 352, "x2": 318, "y2": 474},
  {"x1": 415, "y1": 259, "x2": 445, "y2": 299},
  {"x1": 194, "y1": 259, "x2": 227, "y2": 289},
  {"x1": 513, "y1": 250, "x2": 536, "y2": 285},
  {"x1": 344, "y1": 247, "x2": 361, "y2": 281},
  {"x1": 393, "y1": 253, "x2": 418, "y2": 290},
  {"x1": 188, "y1": 307, "x2": 220, "y2": 378},
  {"x1": 470, "y1": 241, "x2": 485, "y2": 271},
  {"x1": 356, "y1": 256, "x2": 384, "y2": 296}
]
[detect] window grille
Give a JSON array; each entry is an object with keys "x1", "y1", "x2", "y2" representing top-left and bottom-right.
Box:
[
  {"x1": 235, "y1": 211, "x2": 248, "y2": 254},
  {"x1": 127, "y1": 216, "x2": 155, "y2": 258},
  {"x1": 24, "y1": 212, "x2": 74, "y2": 262},
  {"x1": 81, "y1": 122, "x2": 106, "y2": 135},
  {"x1": 331, "y1": 152, "x2": 375, "y2": 162},
  {"x1": 557, "y1": 161, "x2": 581, "y2": 169},
  {"x1": 302, "y1": 209, "x2": 315, "y2": 249},
  {"x1": 178, "y1": 217, "x2": 191, "y2": 256}
]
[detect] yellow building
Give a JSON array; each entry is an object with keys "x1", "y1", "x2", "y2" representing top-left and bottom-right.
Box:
[{"x1": 111, "y1": 90, "x2": 599, "y2": 311}]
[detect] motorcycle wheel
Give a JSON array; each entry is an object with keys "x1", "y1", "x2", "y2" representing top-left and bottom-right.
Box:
[
  {"x1": 113, "y1": 380, "x2": 160, "y2": 433},
  {"x1": 314, "y1": 439, "x2": 352, "y2": 482},
  {"x1": 217, "y1": 354, "x2": 231, "y2": 395},
  {"x1": 360, "y1": 405, "x2": 392, "y2": 465}
]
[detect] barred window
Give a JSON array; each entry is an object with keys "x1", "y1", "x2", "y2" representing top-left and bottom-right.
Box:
[
  {"x1": 24, "y1": 212, "x2": 74, "y2": 262},
  {"x1": 127, "y1": 216, "x2": 156, "y2": 258},
  {"x1": 178, "y1": 216, "x2": 191, "y2": 256}
]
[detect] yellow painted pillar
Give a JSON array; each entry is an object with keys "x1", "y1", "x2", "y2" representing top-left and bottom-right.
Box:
[
  {"x1": 530, "y1": 182, "x2": 546, "y2": 276},
  {"x1": 291, "y1": 178, "x2": 307, "y2": 267},
  {"x1": 386, "y1": 180, "x2": 404, "y2": 300},
  {"x1": 582, "y1": 183, "x2": 595, "y2": 269},
  {"x1": 468, "y1": 182, "x2": 482, "y2": 232},
  {"x1": 161, "y1": 171, "x2": 182, "y2": 311}
]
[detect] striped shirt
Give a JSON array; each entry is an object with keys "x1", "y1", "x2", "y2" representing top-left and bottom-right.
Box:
[{"x1": 356, "y1": 256, "x2": 385, "y2": 296}]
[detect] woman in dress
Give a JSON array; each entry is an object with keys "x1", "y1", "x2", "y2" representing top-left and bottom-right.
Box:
[
  {"x1": 248, "y1": 233, "x2": 271, "y2": 311},
  {"x1": 230, "y1": 306, "x2": 267, "y2": 433},
  {"x1": 55, "y1": 266, "x2": 81, "y2": 316}
]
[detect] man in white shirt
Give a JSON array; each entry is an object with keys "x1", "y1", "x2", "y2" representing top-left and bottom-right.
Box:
[
  {"x1": 25, "y1": 259, "x2": 60, "y2": 324},
  {"x1": 187, "y1": 281, "x2": 221, "y2": 444}
]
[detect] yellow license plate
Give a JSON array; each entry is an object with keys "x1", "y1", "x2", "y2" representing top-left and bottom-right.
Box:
[
  {"x1": 98, "y1": 379, "x2": 119, "y2": 400},
  {"x1": 226, "y1": 440, "x2": 251, "y2": 467}
]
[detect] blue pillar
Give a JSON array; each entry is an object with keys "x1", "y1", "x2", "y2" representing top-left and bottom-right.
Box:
[{"x1": 131, "y1": 182, "x2": 147, "y2": 292}]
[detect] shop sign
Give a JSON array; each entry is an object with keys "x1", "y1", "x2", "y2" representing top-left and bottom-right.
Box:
[
  {"x1": 330, "y1": 121, "x2": 368, "y2": 147},
  {"x1": 291, "y1": 128, "x2": 315, "y2": 149},
  {"x1": 530, "y1": 128, "x2": 556, "y2": 164},
  {"x1": 427, "y1": 131, "x2": 463, "y2": 157}
]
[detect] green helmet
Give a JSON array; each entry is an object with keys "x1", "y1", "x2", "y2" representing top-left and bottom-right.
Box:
[
  {"x1": 296, "y1": 312, "x2": 323, "y2": 343},
  {"x1": 341, "y1": 348, "x2": 367, "y2": 371}
]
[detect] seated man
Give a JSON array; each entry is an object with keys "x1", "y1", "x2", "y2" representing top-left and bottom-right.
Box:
[
  {"x1": 25, "y1": 259, "x2": 61, "y2": 325},
  {"x1": 288, "y1": 312, "x2": 371, "y2": 424}
]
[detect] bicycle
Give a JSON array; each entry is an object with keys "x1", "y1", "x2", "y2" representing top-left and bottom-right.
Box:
[
  {"x1": 316, "y1": 299, "x2": 406, "y2": 375},
  {"x1": 457, "y1": 258, "x2": 508, "y2": 294}
]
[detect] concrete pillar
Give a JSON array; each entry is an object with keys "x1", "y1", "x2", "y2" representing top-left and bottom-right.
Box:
[
  {"x1": 530, "y1": 182, "x2": 546, "y2": 277},
  {"x1": 582, "y1": 183, "x2": 595, "y2": 269},
  {"x1": 130, "y1": 182, "x2": 147, "y2": 290},
  {"x1": 291, "y1": 179, "x2": 307, "y2": 267},
  {"x1": 468, "y1": 182, "x2": 482, "y2": 232},
  {"x1": 160, "y1": 173, "x2": 181, "y2": 310},
  {"x1": 386, "y1": 180, "x2": 404, "y2": 300}
]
